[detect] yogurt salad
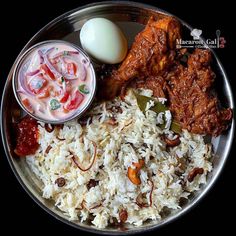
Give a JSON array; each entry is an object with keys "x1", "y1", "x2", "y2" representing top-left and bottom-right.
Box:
[{"x1": 13, "y1": 41, "x2": 96, "y2": 122}]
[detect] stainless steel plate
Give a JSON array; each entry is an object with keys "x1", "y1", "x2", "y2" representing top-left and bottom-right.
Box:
[{"x1": 1, "y1": 1, "x2": 234, "y2": 234}]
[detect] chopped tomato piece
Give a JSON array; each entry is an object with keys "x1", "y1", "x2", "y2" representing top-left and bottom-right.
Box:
[
  {"x1": 37, "y1": 86, "x2": 51, "y2": 99},
  {"x1": 60, "y1": 91, "x2": 69, "y2": 103},
  {"x1": 67, "y1": 62, "x2": 77, "y2": 75},
  {"x1": 63, "y1": 107, "x2": 70, "y2": 113},
  {"x1": 41, "y1": 64, "x2": 56, "y2": 80},
  {"x1": 22, "y1": 98, "x2": 33, "y2": 112},
  {"x1": 28, "y1": 75, "x2": 47, "y2": 94},
  {"x1": 65, "y1": 91, "x2": 84, "y2": 110},
  {"x1": 51, "y1": 89, "x2": 61, "y2": 97}
]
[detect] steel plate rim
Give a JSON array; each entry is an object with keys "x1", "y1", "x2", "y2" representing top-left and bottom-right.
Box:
[{"x1": 1, "y1": 1, "x2": 235, "y2": 234}]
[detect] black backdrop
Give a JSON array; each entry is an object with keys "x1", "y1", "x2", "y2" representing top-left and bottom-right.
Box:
[{"x1": 0, "y1": 0, "x2": 235, "y2": 235}]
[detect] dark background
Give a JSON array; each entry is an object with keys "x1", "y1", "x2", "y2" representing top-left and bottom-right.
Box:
[{"x1": 0, "y1": 0, "x2": 235, "y2": 235}]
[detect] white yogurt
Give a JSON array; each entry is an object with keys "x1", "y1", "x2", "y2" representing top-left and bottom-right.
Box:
[{"x1": 16, "y1": 41, "x2": 96, "y2": 122}]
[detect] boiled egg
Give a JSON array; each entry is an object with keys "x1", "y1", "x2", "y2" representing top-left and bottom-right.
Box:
[{"x1": 80, "y1": 18, "x2": 128, "y2": 64}]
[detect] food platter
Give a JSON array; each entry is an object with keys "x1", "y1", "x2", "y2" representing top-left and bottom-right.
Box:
[{"x1": 1, "y1": 1, "x2": 234, "y2": 234}]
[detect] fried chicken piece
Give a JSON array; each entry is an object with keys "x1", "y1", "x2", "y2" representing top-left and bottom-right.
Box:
[
  {"x1": 167, "y1": 49, "x2": 232, "y2": 136},
  {"x1": 130, "y1": 75, "x2": 167, "y2": 98},
  {"x1": 98, "y1": 15, "x2": 232, "y2": 136},
  {"x1": 130, "y1": 49, "x2": 232, "y2": 136},
  {"x1": 99, "y1": 16, "x2": 181, "y2": 99}
]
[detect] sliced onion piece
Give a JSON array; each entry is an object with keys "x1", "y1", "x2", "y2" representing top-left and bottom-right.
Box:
[
  {"x1": 82, "y1": 58, "x2": 89, "y2": 66},
  {"x1": 52, "y1": 51, "x2": 79, "y2": 60},
  {"x1": 148, "y1": 180, "x2": 154, "y2": 207},
  {"x1": 43, "y1": 48, "x2": 86, "y2": 81},
  {"x1": 71, "y1": 141, "x2": 97, "y2": 171},
  {"x1": 18, "y1": 70, "x2": 34, "y2": 96},
  {"x1": 79, "y1": 199, "x2": 103, "y2": 211},
  {"x1": 60, "y1": 55, "x2": 87, "y2": 81},
  {"x1": 44, "y1": 123, "x2": 55, "y2": 133},
  {"x1": 45, "y1": 145, "x2": 52, "y2": 154},
  {"x1": 43, "y1": 47, "x2": 64, "y2": 79},
  {"x1": 26, "y1": 69, "x2": 40, "y2": 77},
  {"x1": 77, "y1": 62, "x2": 87, "y2": 81},
  {"x1": 135, "y1": 180, "x2": 154, "y2": 208},
  {"x1": 135, "y1": 193, "x2": 149, "y2": 208},
  {"x1": 76, "y1": 199, "x2": 85, "y2": 211},
  {"x1": 58, "y1": 58, "x2": 77, "y2": 81},
  {"x1": 38, "y1": 50, "x2": 44, "y2": 64},
  {"x1": 56, "y1": 136, "x2": 65, "y2": 141},
  {"x1": 89, "y1": 203, "x2": 103, "y2": 210},
  {"x1": 68, "y1": 51, "x2": 80, "y2": 55}
]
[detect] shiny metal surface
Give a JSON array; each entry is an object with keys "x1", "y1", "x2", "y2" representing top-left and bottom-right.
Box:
[{"x1": 1, "y1": 1, "x2": 234, "y2": 234}]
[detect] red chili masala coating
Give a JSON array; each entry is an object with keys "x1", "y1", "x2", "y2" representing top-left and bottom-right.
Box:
[{"x1": 98, "y1": 16, "x2": 232, "y2": 136}]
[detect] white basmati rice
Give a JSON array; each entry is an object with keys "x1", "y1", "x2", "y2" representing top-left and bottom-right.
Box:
[{"x1": 26, "y1": 89, "x2": 212, "y2": 228}]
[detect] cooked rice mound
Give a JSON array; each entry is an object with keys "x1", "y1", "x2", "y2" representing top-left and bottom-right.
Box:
[{"x1": 26, "y1": 89, "x2": 212, "y2": 228}]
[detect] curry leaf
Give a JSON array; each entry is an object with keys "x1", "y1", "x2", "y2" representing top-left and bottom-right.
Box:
[
  {"x1": 135, "y1": 92, "x2": 167, "y2": 113},
  {"x1": 134, "y1": 92, "x2": 181, "y2": 134}
]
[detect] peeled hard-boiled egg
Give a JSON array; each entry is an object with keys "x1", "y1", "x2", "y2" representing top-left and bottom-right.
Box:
[{"x1": 80, "y1": 18, "x2": 128, "y2": 64}]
